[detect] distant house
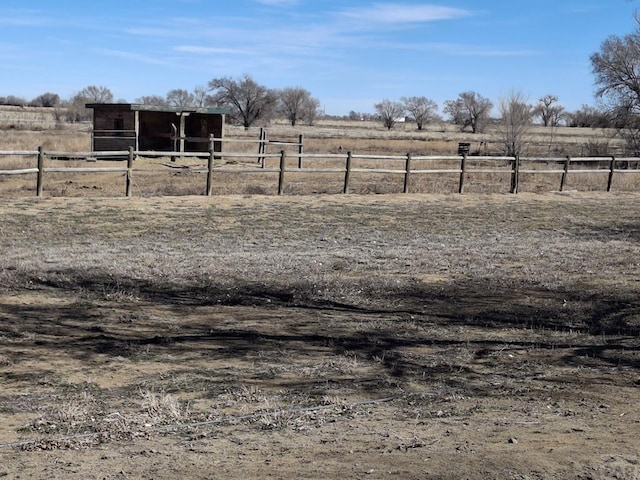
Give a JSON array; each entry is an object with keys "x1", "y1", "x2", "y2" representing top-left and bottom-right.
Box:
[{"x1": 85, "y1": 103, "x2": 227, "y2": 155}]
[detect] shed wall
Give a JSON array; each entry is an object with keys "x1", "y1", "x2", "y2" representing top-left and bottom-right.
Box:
[
  {"x1": 92, "y1": 108, "x2": 136, "y2": 151},
  {"x1": 91, "y1": 106, "x2": 225, "y2": 154}
]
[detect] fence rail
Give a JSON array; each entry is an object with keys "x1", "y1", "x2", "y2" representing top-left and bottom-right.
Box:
[{"x1": 1, "y1": 146, "x2": 639, "y2": 197}]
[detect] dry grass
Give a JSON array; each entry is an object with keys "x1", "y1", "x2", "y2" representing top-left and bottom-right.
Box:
[
  {"x1": 0, "y1": 120, "x2": 638, "y2": 197},
  {"x1": 0, "y1": 194, "x2": 638, "y2": 477}
]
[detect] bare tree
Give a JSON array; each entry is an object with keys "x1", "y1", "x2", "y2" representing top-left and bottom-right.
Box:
[
  {"x1": 79, "y1": 85, "x2": 114, "y2": 103},
  {"x1": 533, "y1": 94, "x2": 565, "y2": 127},
  {"x1": 401, "y1": 96, "x2": 439, "y2": 130},
  {"x1": 443, "y1": 91, "x2": 493, "y2": 133},
  {"x1": 208, "y1": 75, "x2": 277, "y2": 128},
  {"x1": 497, "y1": 91, "x2": 534, "y2": 157},
  {"x1": 0, "y1": 95, "x2": 26, "y2": 106},
  {"x1": 591, "y1": 29, "x2": 640, "y2": 112},
  {"x1": 374, "y1": 99, "x2": 405, "y2": 130},
  {"x1": 566, "y1": 104, "x2": 611, "y2": 127},
  {"x1": 66, "y1": 85, "x2": 114, "y2": 122},
  {"x1": 301, "y1": 97, "x2": 321, "y2": 125},
  {"x1": 166, "y1": 89, "x2": 194, "y2": 107},
  {"x1": 192, "y1": 85, "x2": 209, "y2": 107},
  {"x1": 135, "y1": 95, "x2": 166, "y2": 105},
  {"x1": 30, "y1": 92, "x2": 60, "y2": 108},
  {"x1": 277, "y1": 87, "x2": 320, "y2": 126},
  {"x1": 347, "y1": 111, "x2": 376, "y2": 121},
  {"x1": 590, "y1": 18, "x2": 640, "y2": 152}
]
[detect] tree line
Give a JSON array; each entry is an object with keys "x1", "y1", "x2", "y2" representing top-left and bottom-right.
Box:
[
  {"x1": 0, "y1": 77, "x2": 320, "y2": 129},
  {"x1": 0, "y1": 82, "x2": 616, "y2": 132}
]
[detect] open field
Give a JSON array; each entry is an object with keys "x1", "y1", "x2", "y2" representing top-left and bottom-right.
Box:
[
  {"x1": 0, "y1": 193, "x2": 639, "y2": 479},
  {"x1": 1, "y1": 121, "x2": 639, "y2": 198}
]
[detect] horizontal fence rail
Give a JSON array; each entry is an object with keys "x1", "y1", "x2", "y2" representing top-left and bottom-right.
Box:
[{"x1": 1, "y1": 146, "x2": 639, "y2": 197}]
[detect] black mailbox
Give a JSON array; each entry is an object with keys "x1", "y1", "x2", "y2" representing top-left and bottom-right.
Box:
[{"x1": 458, "y1": 142, "x2": 471, "y2": 156}]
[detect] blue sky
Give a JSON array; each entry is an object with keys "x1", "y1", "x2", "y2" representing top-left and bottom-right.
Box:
[{"x1": 0, "y1": 1, "x2": 637, "y2": 115}]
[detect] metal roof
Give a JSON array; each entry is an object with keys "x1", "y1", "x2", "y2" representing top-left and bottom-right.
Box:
[{"x1": 85, "y1": 103, "x2": 228, "y2": 114}]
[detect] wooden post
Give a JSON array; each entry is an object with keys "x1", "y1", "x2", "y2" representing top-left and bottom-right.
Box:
[
  {"x1": 278, "y1": 150, "x2": 286, "y2": 195},
  {"x1": 179, "y1": 112, "x2": 187, "y2": 154},
  {"x1": 258, "y1": 127, "x2": 266, "y2": 167},
  {"x1": 607, "y1": 155, "x2": 616, "y2": 192},
  {"x1": 510, "y1": 155, "x2": 520, "y2": 194},
  {"x1": 560, "y1": 155, "x2": 570, "y2": 192},
  {"x1": 206, "y1": 136, "x2": 215, "y2": 196},
  {"x1": 36, "y1": 146, "x2": 44, "y2": 197},
  {"x1": 343, "y1": 151, "x2": 352, "y2": 194},
  {"x1": 403, "y1": 153, "x2": 412, "y2": 194},
  {"x1": 126, "y1": 146, "x2": 134, "y2": 197},
  {"x1": 458, "y1": 154, "x2": 467, "y2": 194},
  {"x1": 515, "y1": 155, "x2": 520, "y2": 194},
  {"x1": 170, "y1": 123, "x2": 178, "y2": 162},
  {"x1": 298, "y1": 134, "x2": 304, "y2": 169},
  {"x1": 134, "y1": 110, "x2": 140, "y2": 152}
]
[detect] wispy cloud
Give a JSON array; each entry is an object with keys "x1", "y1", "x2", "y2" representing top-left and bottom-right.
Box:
[
  {"x1": 566, "y1": 4, "x2": 602, "y2": 14},
  {"x1": 422, "y1": 42, "x2": 539, "y2": 57},
  {"x1": 126, "y1": 17, "x2": 349, "y2": 60},
  {"x1": 95, "y1": 48, "x2": 175, "y2": 66},
  {"x1": 254, "y1": 0, "x2": 299, "y2": 5},
  {"x1": 0, "y1": 9, "x2": 49, "y2": 26},
  {"x1": 339, "y1": 3, "x2": 473, "y2": 24},
  {"x1": 173, "y1": 45, "x2": 254, "y2": 55}
]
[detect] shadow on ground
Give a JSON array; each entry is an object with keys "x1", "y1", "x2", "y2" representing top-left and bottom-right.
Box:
[{"x1": 1, "y1": 269, "x2": 639, "y2": 389}]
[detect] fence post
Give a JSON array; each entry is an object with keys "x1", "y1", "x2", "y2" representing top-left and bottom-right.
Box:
[
  {"x1": 403, "y1": 153, "x2": 412, "y2": 194},
  {"x1": 607, "y1": 155, "x2": 616, "y2": 192},
  {"x1": 510, "y1": 155, "x2": 520, "y2": 194},
  {"x1": 343, "y1": 151, "x2": 352, "y2": 194},
  {"x1": 278, "y1": 150, "x2": 286, "y2": 195},
  {"x1": 206, "y1": 136, "x2": 215, "y2": 196},
  {"x1": 36, "y1": 146, "x2": 44, "y2": 197},
  {"x1": 126, "y1": 146, "x2": 134, "y2": 197},
  {"x1": 560, "y1": 155, "x2": 570, "y2": 192},
  {"x1": 298, "y1": 134, "x2": 304, "y2": 169},
  {"x1": 458, "y1": 154, "x2": 467, "y2": 194},
  {"x1": 258, "y1": 127, "x2": 266, "y2": 167}
]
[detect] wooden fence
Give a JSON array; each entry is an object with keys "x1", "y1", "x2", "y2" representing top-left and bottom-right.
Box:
[{"x1": 1, "y1": 145, "x2": 639, "y2": 197}]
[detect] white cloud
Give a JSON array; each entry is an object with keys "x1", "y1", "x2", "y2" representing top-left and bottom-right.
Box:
[{"x1": 339, "y1": 3, "x2": 473, "y2": 24}]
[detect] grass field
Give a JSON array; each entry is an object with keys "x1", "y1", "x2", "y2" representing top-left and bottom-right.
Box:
[
  {"x1": 0, "y1": 192, "x2": 639, "y2": 479},
  {"x1": 0, "y1": 120, "x2": 638, "y2": 198}
]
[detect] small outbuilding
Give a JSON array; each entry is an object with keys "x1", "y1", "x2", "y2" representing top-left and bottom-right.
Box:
[{"x1": 86, "y1": 103, "x2": 227, "y2": 155}]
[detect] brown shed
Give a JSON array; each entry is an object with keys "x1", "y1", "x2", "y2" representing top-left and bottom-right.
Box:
[{"x1": 86, "y1": 103, "x2": 227, "y2": 154}]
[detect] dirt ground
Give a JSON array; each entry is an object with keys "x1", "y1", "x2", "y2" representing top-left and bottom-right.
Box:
[{"x1": 0, "y1": 193, "x2": 639, "y2": 479}]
